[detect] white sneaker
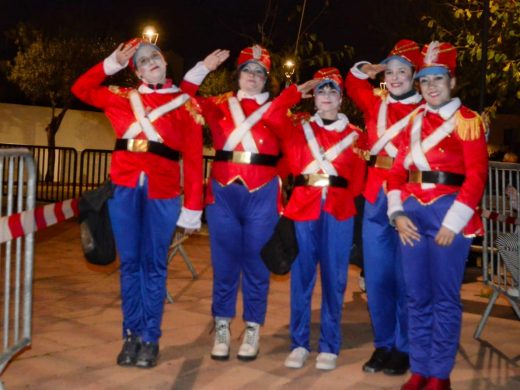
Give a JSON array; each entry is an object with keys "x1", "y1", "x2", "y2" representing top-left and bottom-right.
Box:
[
  {"x1": 507, "y1": 287, "x2": 519, "y2": 297},
  {"x1": 316, "y1": 352, "x2": 338, "y2": 370},
  {"x1": 211, "y1": 318, "x2": 230, "y2": 360},
  {"x1": 284, "y1": 347, "x2": 309, "y2": 368},
  {"x1": 237, "y1": 322, "x2": 260, "y2": 361}
]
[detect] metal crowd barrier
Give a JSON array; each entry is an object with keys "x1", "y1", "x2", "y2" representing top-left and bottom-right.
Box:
[
  {"x1": 475, "y1": 161, "x2": 520, "y2": 338},
  {"x1": 0, "y1": 149, "x2": 36, "y2": 387}
]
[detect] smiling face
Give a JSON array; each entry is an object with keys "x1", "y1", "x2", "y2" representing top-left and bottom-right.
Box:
[
  {"x1": 419, "y1": 73, "x2": 455, "y2": 108},
  {"x1": 314, "y1": 84, "x2": 342, "y2": 119},
  {"x1": 383, "y1": 58, "x2": 414, "y2": 97},
  {"x1": 238, "y1": 62, "x2": 267, "y2": 95},
  {"x1": 134, "y1": 45, "x2": 167, "y2": 85}
]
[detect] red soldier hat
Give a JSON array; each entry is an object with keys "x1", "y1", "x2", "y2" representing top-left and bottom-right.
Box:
[
  {"x1": 313, "y1": 67, "x2": 343, "y2": 93},
  {"x1": 381, "y1": 39, "x2": 421, "y2": 69},
  {"x1": 237, "y1": 45, "x2": 271, "y2": 73},
  {"x1": 415, "y1": 41, "x2": 457, "y2": 79}
]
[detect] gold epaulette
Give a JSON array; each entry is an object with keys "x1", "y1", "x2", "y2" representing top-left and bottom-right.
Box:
[
  {"x1": 108, "y1": 85, "x2": 130, "y2": 98},
  {"x1": 455, "y1": 109, "x2": 483, "y2": 141},
  {"x1": 214, "y1": 91, "x2": 234, "y2": 105},
  {"x1": 185, "y1": 98, "x2": 205, "y2": 126},
  {"x1": 373, "y1": 88, "x2": 389, "y2": 99},
  {"x1": 289, "y1": 111, "x2": 311, "y2": 126}
]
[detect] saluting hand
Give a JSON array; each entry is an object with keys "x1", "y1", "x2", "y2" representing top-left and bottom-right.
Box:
[
  {"x1": 115, "y1": 42, "x2": 138, "y2": 67},
  {"x1": 203, "y1": 49, "x2": 230, "y2": 71},
  {"x1": 435, "y1": 226, "x2": 456, "y2": 247},
  {"x1": 395, "y1": 215, "x2": 421, "y2": 246},
  {"x1": 360, "y1": 63, "x2": 386, "y2": 80},
  {"x1": 297, "y1": 79, "x2": 321, "y2": 98}
]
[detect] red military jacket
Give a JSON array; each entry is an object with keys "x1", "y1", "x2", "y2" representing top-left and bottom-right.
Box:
[
  {"x1": 71, "y1": 59, "x2": 204, "y2": 214},
  {"x1": 264, "y1": 84, "x2": 366, "y2": 221},
  {"x1": 386, "y1": 99, "x2": 488, "y2": 235},
  {"x1": 345, "y1": 66, "x2": 423, "y2": 203},
  {"x1": 182, "y1": 80, "x2": 281, "y2": 204}
]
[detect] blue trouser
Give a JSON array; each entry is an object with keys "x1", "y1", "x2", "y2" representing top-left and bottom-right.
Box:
[
  {"x1": 363, "y1": 189, "x2": 408, "y2": 353},
  {"x1": 206, "y1": 177, "x2": 279, "y2": 324},
  {"x1": 401, "y1": 195, "x2": 471, "y2": 379},
  {"x1": 290, "y1": 211, "x2": 353, "y2": 355},
  {"x1": 108, "y1": 176, "x2": 180, "y2": 343}
]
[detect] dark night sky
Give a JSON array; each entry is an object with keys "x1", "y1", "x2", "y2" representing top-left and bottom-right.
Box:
[{"x1": 0, "y1": 0, "x2": 434, "y2": 103}]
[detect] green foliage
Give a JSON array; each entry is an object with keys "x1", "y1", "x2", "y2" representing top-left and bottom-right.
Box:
[
  {"x1": 421, "y1": 0, "x2": 520, "y2": 115},
  {"x1": 7, "y1": 24, "x2": 121, "y2": 109}
]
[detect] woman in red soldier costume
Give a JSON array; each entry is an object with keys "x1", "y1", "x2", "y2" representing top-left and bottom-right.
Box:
[
  {"x1": 387, "y1": 42, "x2": 488, "y2": 390},
  {"x1": 345, "y1": 39, "x2": 423, "y2": 376},
  {"x1": 72, "y1": 39, "x2": 204, "y2": 368}
]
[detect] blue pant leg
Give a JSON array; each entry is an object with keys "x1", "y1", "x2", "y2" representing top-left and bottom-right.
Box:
[
  {"x1": 401, "y1": 197, "x2": 433, "y2": 377},
  {"x1": 318, "y1": 212, "x2": 353, "y2": 355},
  {"x1": 241, "y1": 178, "x2": 279, "y2": 324},
  {"x1": 290, "y1": 219, "x2": 319, "y2": 351},
  {"x1": 425, "y1": 199, "x2": 471, "y2": 379},
  {"x1": 108, "y1": 185, "x2": 145, "y2": 338},
  {"x1": 363, "y1": 189, "x2": 407, "y2": 351},
  {"x1": 139, "y1": 193, "x2": 180, "y2": 343},
  {"x1": 207, "y1": 180, "x2": 243, "y2": 319}
]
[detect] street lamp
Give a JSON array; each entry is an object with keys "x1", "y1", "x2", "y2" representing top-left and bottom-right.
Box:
[
  {"x1": 283, "y1": 59, "x2": 296, "y2": 87},
  {"x1": 142, "y1": 26, "x2": 159, "y2": 44}
]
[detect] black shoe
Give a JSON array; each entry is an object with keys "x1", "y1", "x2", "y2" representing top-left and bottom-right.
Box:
[
  {"x1": 135, "y1": 341, "x2": 159, "y2": 368},
  {"x1": 117, "y1": 334, "x2": 141, "y2": 367},
  {"x1": 362, "y1": 347, "x2": 392, "y2": 373},
  {"x1": 382, "y1": 349, "x2": 409, "y2": 376}
]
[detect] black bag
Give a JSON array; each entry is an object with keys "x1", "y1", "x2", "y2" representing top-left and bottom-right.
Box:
[
  {"x1": 78, "y1": 180, "x2": 116, "y2": 265},
  {"x1": 260, "y1": 216, "x2": 299, "y2": 275}
]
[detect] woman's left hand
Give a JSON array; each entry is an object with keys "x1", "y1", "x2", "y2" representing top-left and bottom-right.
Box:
[{"x1": 435, "y1": 226, "x2": 456, "y2": 246}]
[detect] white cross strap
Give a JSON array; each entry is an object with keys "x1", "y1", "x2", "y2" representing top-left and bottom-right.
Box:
[
  {"x1": 301, "y1": 121, "x2": 358, "y2": 175},
  {"x1": 123, "y1": 91, "x2": 190, "y2": 141},
  {"x1": 223, "y1": 97, "x2": 271, "y2": 153}
]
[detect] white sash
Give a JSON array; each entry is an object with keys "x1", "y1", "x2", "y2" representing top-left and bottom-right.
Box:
[
  {"x1": 371, "y1": 101, "x2": 421, "y2": 157},
  {"x1": 123, "y1": 91, "x2": 190, "y2": 141},
  {"x1": 301, "y1": 121, "x2": 358, "y2": 175},
  {"x1": 223, "y1": 97, "x2": 271, "y2": 152},
  {"x1": 405, "y1": 109, "x2": 457, "y2": 189}
]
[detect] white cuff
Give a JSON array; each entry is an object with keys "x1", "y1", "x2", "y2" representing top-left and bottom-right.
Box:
[
  {"x1": 183, "y1": 61, "x2": 210, "y2": 86},
  {"x1": 177, "y1": 207, "x2": 202, "y2": 230},
  {"x1": 387, "y1": 190, "x2": 404, "y2": 219},
  {"x1": 350, "y1": 61, "x2": 371, "y2": 80},
  {"x1": 103, "y1": 51, "x2": 127, "y2": 76},
  {"x1": 442, "y1": 200, "x2": 474, "y2": 234}
]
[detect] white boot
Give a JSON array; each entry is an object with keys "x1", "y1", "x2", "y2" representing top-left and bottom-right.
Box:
[
  {"x1": 211, "y1": 317, "x2": 230, "y2": 360},
  {"x1": 237, "y1": 322, "x2": 260, "y2": 361},
  {"x1": 316, "y1": 352, "x2": 338, "y2": 370},
  {"x1": 284, "y1": 347, "x2": 309, "y2": 368}
]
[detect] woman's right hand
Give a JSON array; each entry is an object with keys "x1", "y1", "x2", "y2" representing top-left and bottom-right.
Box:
[
  {"x1": 115, "y1": 42, "x2": 138, "y2": 67},
  {"x1": 360, "y1": 63, "x2": 386, "y2": 80},
  {"x1": 297, "y1": 79, "x2": 321, "y2": 98},
  {"x1": 203, "y1": 49, "x2": 230, "y2": 71},
  {"x1": 395, "y1": 215, "x2": 421, "y2": 246}
]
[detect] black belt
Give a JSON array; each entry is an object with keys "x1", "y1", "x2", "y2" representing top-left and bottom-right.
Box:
[
  {"x1": 114, "y1": 139, "x2": 180, "y2": 162},
  {"x1": 214, "y1": 150, "x2": 279, "y2": 167},
  {"x1": 408, "y1": 170, "x2": 465, "y2": 186},
  {"x1": 367, "y1": 155, "x2": 394, "y2": 169},
  {"x1": 294, "y1": 174, "x2": 349, "y2": 188}
]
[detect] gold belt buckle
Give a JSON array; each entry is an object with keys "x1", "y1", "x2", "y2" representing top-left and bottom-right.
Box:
[
  {"x1": 127, "y1": 139, "x2": 149, "y2": 152},
  {"x1": 231, "y1": 151, "x2": 252, "y2": 164},
  {"x1": 408, "y1": 170, "x2": 422, "y2": 183},
  {"x1": 307, "y1": 173, "x2": 330, "y2": 187},
  {"x1": 375, "y1": 156, "x2": 394, "y2": 169}
]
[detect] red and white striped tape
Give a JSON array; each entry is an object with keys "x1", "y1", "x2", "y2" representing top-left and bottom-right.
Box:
[{"x1": 0, "y1": 199, "x2": 79, "y2": 244}]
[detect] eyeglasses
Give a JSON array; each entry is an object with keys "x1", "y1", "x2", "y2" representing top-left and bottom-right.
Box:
[
  {"x1": 241, "y1": 66, "x2": 266, "y2": 78},
  {"x1": 136, "y1": 52, "x2": 163, "y2": 68}
]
